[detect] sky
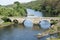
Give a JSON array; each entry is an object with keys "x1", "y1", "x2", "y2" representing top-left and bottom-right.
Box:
[{"x1": 0, "y1": 0, "x2": 35, "y2": 5}]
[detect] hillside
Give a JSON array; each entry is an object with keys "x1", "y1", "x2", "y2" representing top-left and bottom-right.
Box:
[
  {"x1": 24, "y1": 0, "x2": 60, "y2": 17},
  {"x1": 0, "y1": 1, "x2": 27, "y2": 17}
]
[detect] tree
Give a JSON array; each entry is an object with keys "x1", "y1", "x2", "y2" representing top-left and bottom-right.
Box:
[
  {"x1": 24, "y1": 0, "x2": 60, "y2": 17},
  {"x1": 0, "y1": 1, "x2": 27, "y2": 17}
]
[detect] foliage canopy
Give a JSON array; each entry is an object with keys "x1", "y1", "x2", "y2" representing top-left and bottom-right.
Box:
[
  {"x1": 0, "y1": 1, "x2": 27, "y2": 17},
  {"x1": 24, "y1": 0, "x2": 60, "y2": 17}
]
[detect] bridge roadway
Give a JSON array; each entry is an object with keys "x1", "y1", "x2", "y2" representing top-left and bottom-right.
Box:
[{"x1": 8, "y1": 17, "x2": 60, "y2": 24}]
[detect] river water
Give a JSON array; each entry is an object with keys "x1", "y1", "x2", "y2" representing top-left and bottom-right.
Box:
[
  {"x1": 26, "y1": 9, "x2": 51, "y2": 29},
  {"x1": 0, "y1": 9, "x2": 57, "y2": 40},
  {"x1": 0, "y1": 24, "x2": 57, "y2": 40}
]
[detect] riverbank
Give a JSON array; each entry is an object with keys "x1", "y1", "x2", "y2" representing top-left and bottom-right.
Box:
[
  {"x1": 47, "y1": 38, "x2": 60, "y2": 40},
  {"x1": 47, "y1": 22, "x2": 60, "y2": 40},
  {"x1": 0, "y1": 22, "x2": 13, "y2": 28}
]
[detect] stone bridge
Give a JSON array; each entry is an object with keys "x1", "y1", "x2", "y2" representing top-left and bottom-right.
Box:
[{"x1": 8, "y1": 17, "x2": 60, "y2": 24}]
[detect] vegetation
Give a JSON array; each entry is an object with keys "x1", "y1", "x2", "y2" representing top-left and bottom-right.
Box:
[
  {"x1": 50, "y1": 19, "x2": 58, "y2": 25},
  {"x1": 57, "y1": 27, "x2": 60, "y2": 38},
  {"x1": 0, "y1": 0, "x2": 60, "y2": 17},
  {"x1": 24, "y1": 0, "x2": 60, "y2": 17},
  {"x1": 1, "y1": 17, "x2": 11, "y2": 22},
  {"x1": 0, "y1": 22, "x2": 12, "y2": 28},
  {"x1": 47, "y1": 38, "x2": 60, "y2": 40},
  {"x1": 0, "y1": 1, "x2": 27, "y2": 17}
]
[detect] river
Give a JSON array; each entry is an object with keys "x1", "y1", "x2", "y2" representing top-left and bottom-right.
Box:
[
  {"x1": 0, "y1": 9, "x2": 57, "y2": 40},
  {"x1": 26, "y1": 9, "x2": 51, "y2": 29},
  {"x1": 0, "y1": 24, "x2": 57, "y2": 40}
]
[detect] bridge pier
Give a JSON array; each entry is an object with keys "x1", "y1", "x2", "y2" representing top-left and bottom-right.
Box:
[
  {"x1": 8, "y1": 17, "x2": 60, "y2": 26},
  {"x1": 32, "y1": 24, "x2": 41, "y2": 30}
]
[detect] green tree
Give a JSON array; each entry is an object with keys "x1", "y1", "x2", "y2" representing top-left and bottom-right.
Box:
[
  {"x1": 24, "y1": 0, "x2": 60, "y2": 17},
  {"x1": 0, "y1": 1, "x2": 27, "y2": 17}
]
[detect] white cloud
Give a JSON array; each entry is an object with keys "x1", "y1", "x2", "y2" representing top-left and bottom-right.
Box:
[{"x1": 0, "y1": 0, "x2": 35, "y2": 5}]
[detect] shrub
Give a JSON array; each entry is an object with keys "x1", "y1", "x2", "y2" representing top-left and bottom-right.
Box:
[
  {"x1": 1, "y1": 17, "x2": 11, "y2": 22},
  {"x1": 50, "y1": 19, "x2": 58, "y2": 25}
]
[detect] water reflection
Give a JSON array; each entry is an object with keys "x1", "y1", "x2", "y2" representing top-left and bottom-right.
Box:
[
  {"x1": 0, "y1": 24, "x2": 41, "y2": 40},
  {"x1": 39, "y1": 20, "x2": 51, "y2": 29},
  {"x1": 0, "y1": 9, "x2": 56, "y2": 40},
  {"x1": 23, "y1": 19, "x2": 51, "y2": 29},
  {"x1": 0, "y1": 24, "x2": 57, "y2": 40},
  {"x1": 26, "y1": 9, "x2": 51, "y2": 29},
  {"x1": 23, "y1": 20, "x2": 33, "y2": 27},
  {"x1": 32, "y1": 24, "x2": 40, "y2": 30}
]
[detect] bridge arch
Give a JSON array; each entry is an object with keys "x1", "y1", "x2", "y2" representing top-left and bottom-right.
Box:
[
  {"x1": 13, "y1": 19, "x2": 18, "y2": 24},
  {"x1": 39, "y1": 20, "x2": 51, "y2": 29},
  {"x1": 1, "y1": 17, "x2": 12, "y2": 22},
  {"x1": 39, "y1": 20, "x2": 50, "y2": 26},
  {"x1": 50, "y1": 19, "x2": 59, "y2": 25},
  {"x1": 8, "y1": 17, "x2": 60, "y2": 25},
  {"x1": 23, "y1": 19, "x2": 33, "y2": 27}
]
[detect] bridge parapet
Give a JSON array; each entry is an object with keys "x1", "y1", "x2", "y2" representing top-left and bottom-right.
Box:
[{"x1": 8, "y1": 17, "x2": 60, "y2": 24}]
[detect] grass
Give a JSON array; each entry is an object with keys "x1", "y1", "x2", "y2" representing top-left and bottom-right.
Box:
[
  {"x1": 0, "y1": 22, "x2": 13, "y2": 28},
  {"x1": 47, "y1": 38, "x2": 60, "y2": 40}
]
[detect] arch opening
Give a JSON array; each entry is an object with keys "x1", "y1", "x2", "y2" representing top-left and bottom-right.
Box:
[
  {"x1": 39, "y1": 20, "x2": 51, "y2": 29},
  {"x1": 13, "y1": 19, "x2": 18, "y2": 24},
  {"x1": 50, "y1": 19, "x2": 58, "y2": 25},
  {"x1": 23, "y1": 19, "x2": 33, "y2": 27},
  {"x1": 1, "y1": 17, "x2": 12, "y2": 22}
]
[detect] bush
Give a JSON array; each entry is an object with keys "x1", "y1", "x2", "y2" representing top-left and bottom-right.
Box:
[
  {"x1": 50, "y1": 19, "x2": 58, "y2": 25},
  {"x1": 1, "y1": 17, "x2": 11, "y2": 22}
]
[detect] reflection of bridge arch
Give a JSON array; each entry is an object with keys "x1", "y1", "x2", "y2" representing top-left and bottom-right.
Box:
[
  {"x1": 23, "y1": 19, "x2": 33, "y2": 27},
  {"x1": 39, "y1": 20, "x2": 51, "y2": 29},
  {"x1": 39, "y1": 20, "x2": 50, "y2": 27}
]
